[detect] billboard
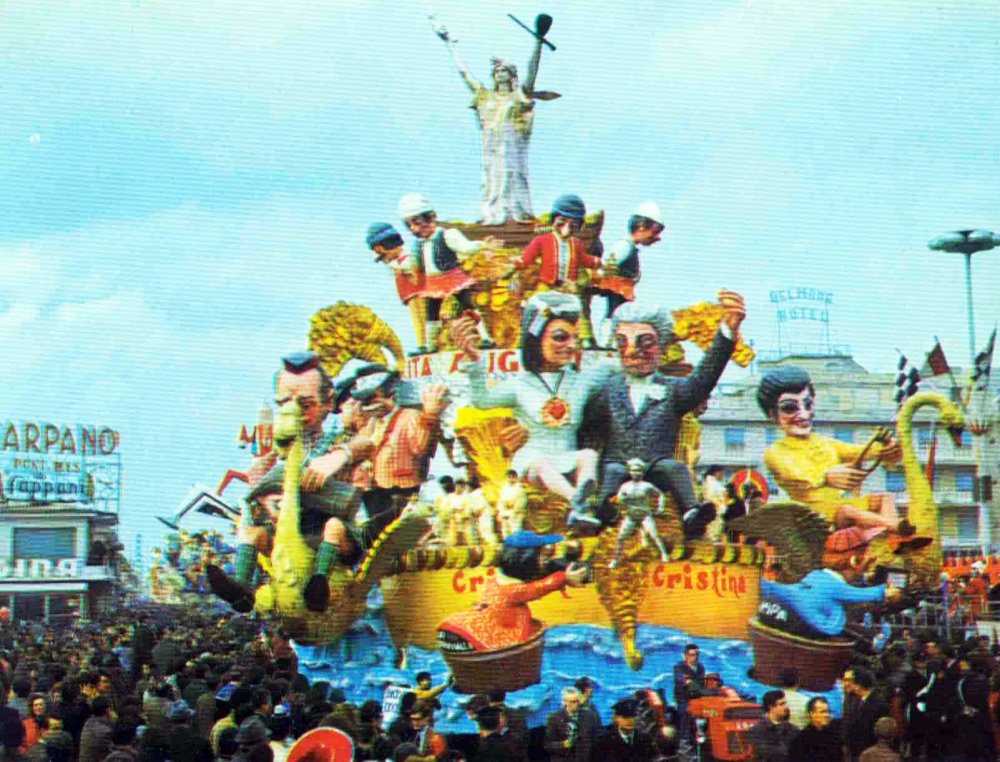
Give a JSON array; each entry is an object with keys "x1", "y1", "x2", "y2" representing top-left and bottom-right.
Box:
[{"x1": 0, "y1": 421, "x2": 121, "y2": 508}]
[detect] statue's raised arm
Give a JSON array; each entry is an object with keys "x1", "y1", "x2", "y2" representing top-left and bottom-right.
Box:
[{"x1": 430, "y1": 13, "x2": 558, "y2": 226}]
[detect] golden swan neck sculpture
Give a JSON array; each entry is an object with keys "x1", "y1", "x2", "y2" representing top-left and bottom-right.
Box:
[{"x1": 894, "y1": 391, "x2": 965, "y2": 589}]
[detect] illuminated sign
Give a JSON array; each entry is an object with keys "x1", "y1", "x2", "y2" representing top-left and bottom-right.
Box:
[
  {"x1": 0, "y1": 422, "x2": 120, "y2": 505},
  {"x1": 0, "y1": 558, "x2": 80, "y2": 579}
]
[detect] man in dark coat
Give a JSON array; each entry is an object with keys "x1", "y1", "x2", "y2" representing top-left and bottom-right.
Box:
[
  {"x1": 78, "y1": 695, "x2": 114, "y2": 762},
  {"x1": 747, "y1": 690, "x2": 796, "y2": 762},
  {"x1": 581, "y1": 295, "x2": 744, "y2": 537},
  {"x1": 473, "y1": 705, "x2": 527, "y2": 762},
  {"x1": 842, "y1": 667, "x2": 892, "y2": 762},
  {"x1": 787, "y1": 697, "x2": 842, "y2": 762},
  {"x1": 593, "y1": 698, "x2": 658, "y2": 761},
  {"x1": 544, "y1": 687, "x2": 598, "y2": 761}
]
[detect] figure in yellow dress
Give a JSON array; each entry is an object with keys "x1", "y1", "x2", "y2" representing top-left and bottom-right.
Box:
[{"x1": 757, "y1": 366, "x2": 924, "y2": 544}]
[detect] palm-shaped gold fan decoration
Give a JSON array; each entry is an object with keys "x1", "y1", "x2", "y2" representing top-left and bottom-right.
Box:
[
  {"x1": 727, "y1": 502, "x2": 830, "y2": 581},
  {"x1": 308, "y1": 302, "x2": 405, "y2": 377}
]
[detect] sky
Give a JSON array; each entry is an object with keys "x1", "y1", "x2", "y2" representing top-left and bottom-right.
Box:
[{"x1": 1, "y1": 0, "x2": 999, "y2": 568}]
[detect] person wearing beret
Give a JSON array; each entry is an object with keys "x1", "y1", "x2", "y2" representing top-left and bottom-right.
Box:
[
  {"x1": 592, "y1": 697, "x2": 658, "y2": 761},
  {"x1": 349, "y1": 365, "x2": 447, "y2": 541}
]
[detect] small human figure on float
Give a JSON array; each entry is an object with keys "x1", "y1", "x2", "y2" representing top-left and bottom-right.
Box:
[
  {"x1": 347, "y1": 365, "x2": 447, "y2": 542},
  {"x1": 510, "y1": 195, "x2": 601, "y2": 346},
  {"x1": 609, "y1": 458, "x2": 671, "y2": 569},
  {"x1": 496, "y1": 468, "x2": 528, "y2": 537},
  {"x1": 590, "y1": 201, "x2": 666, "y2": 348},
  {"x1": 450, "y1": 291, "x2": 612, "y2": 527},
  {"x1": 397, "y1": 193, "x2": 499, "y2": 353},
  {"x1": 366, "y1": 222, "x2": 426, "y2": 354}
]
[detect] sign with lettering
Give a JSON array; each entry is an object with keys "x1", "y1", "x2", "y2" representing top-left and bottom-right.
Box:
[
  {"x1": 769, "y1": 287, "x2": 833, "y2": 323},
  {"x1": 0, "y1": 422, "x2": 120, "y2": 505},
  {"x1": 0, "y1": 558, "x2": 80, "y2": 579}
]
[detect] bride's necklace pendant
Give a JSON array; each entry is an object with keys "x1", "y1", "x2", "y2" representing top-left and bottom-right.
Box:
[{"x1": 540, "y1": 396, "x2": 570, "y2": 427}]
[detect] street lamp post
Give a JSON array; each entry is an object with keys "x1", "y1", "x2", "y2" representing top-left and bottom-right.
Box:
[
  {"x1": 928, "y1": 229, "x2": 1000, "y2": 551},
  {"x1": 928, "y1": 229, "x2": 999, "y2": 366}
]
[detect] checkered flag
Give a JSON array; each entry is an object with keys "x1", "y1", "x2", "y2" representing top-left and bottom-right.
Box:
[
  {"x1": 894, "y1": 353, "x2": 920, "y2": 407},
  {"x1": 972, "y1": 328, "x2": 996, "y2": 393}
]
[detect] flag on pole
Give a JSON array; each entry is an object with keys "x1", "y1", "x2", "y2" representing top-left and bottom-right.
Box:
[
  {"x1": 924, "y1": 423, "x2": 937, "y2": 488},
  {"x1": 894, "y1": 353, "x2": 920, "y2": 407},
  {"x1": 972, "y1": 328, "x2": 997, "y2": 393},
  {"x1": 926, "y1": 340, "x2": 952, "y2": 378}
]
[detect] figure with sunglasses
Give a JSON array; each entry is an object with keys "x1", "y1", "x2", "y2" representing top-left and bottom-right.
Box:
[
  {"x1": 450, "y1": 291, "x2": 611, "y2": 527},
  {"x1": 206, "y1": 353, "x2": 373, "y2": 614},
  {"x1": 397, "y1": 193, "x2": 498, "y2": 354},
  {"x1": 590, "y1": 201, "x2": 666, "y2": 348},
  {"x1": 583, "y1": 294, "x2": 745, "y2": 539},
  {"x1": 757, "y1": 366, "x2": 920, "y2": 540}
]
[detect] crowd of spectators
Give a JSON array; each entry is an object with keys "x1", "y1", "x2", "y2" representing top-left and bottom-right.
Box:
[
  {"x1": 744, "y1": 632, "x2": 1000, "y2": 762},
  {"x1": 2, "y1": 606, "x2": 1000, "y2": 762}
]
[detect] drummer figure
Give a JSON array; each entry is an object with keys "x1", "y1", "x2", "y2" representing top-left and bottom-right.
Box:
[{"x1": 591, "y1": 202, "x2": 665, "y2": 348}]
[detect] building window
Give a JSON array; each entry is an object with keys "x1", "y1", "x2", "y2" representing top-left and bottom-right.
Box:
[
  {"x1": 833, "y1": 428, "x2": 854, "y2": 444},
  {"x1": 960, "y1": 430, "x2": 972, "y2": 448},
  {"x1": 917, "y1": 427, "x2": 933, "y2": 451},
  {"x1": 885, "y1": 472, "x2": 906, "y2": 493},
  {"x1": 13, "y1": 595, "x2": 44, "y2": 622},
  {"x1": 12, "y1": 528, "x2": 76, "y2": 560},
  {"x1": 724, "y1": 428, "x2": 745, "y2": 451},
  {"x1": 956, "y1": 511, "x2": 978, "y2": 542},
  {"x1": 955, "y1": 472, "x2": 975, "y2": 493}
]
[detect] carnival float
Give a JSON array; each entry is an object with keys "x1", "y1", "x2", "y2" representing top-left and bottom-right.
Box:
[{"x1": 157, "y1": 10, "x2": 978, "y2": 739}]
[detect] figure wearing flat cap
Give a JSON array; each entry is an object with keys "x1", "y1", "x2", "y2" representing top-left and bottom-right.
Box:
[
  {"x1": 397, "y1": 194, "x2": 498, "y2": 354},
  {"x1": 207, "y1": 353, "x2": 373, "y2": 613},
  {"x1": 350, "y1": 365, "x2": 447, "y2": 539},
  {"x1": 366, "y1": 222, "x2": 427, "y2": 353}
]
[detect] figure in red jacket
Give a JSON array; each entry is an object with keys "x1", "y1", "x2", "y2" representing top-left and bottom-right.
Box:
[{"x1": 513, "y1": 195, "x2": 601, "y2": 343}]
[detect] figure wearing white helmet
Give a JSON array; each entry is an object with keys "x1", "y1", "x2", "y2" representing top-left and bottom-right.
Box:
[
  {"x1": 397, "y1": 193, "x2": 497, "y2": 353},
  {"x1": 590, "y1": 201, "x2": 666, "y2": 348}
]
